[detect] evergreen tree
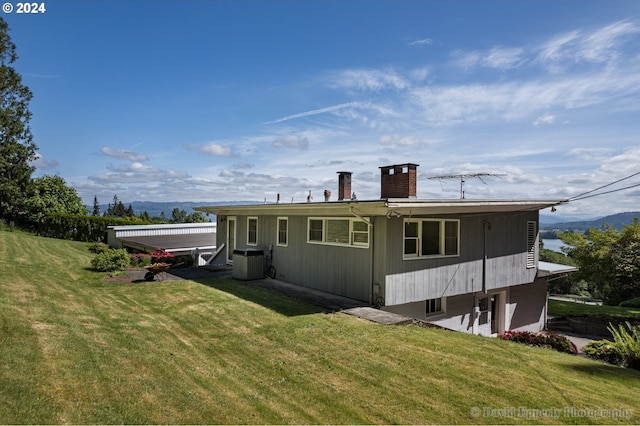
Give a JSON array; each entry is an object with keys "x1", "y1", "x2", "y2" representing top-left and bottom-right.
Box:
[
  {"x1": 0, "y1": 17, "x2": 37, "y2": 221},
  {"x1": 92, "y1": 196, "x2": 100, "y2": 216}
]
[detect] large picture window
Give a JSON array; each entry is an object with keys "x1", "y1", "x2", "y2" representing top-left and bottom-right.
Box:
[
  {"x1": 404, "y1": 219, "x2": 459, "y2": 259},
  {"x1": 308, "y1": 217, "x2": 369, "y2": 248}
]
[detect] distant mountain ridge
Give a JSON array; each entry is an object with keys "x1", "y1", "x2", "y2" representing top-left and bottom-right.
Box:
[{"x1": 541, "y1": 211, "x2": 640, "y2": 232}]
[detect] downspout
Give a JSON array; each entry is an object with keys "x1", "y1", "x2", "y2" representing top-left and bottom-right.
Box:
[{"x1": 482, "y1": 220, "x2": 491, "y2": 294}]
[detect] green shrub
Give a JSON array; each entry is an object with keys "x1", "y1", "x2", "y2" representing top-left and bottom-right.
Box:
[
  {"x1": 91, "y1": 249, "x2": 130, "y2": 273},
  {"x1": 88, "y1": 242, "x2": 110, "y2": 254},
  {"x1": 499, "y1": 330, "x2": 578, "y2": 355},
  {"x1": 172, "y1": 254, "x2": 194, "y2": 268},
  {"x1": 608, "y1": 321, "x2": 640, "y2": 370},
  {"x1": 619, "y1": 297, "x2": 640, "y2": 308},
  {"x1": 583, "y1": 340, "x2": 623, "y2": 366}
]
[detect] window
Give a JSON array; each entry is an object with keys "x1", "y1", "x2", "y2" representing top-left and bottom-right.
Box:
[
  {"x1": 352, "y1": 221, "x2": 369, "y2": 245},
  {"x1": 277, "y1": 217, "x2": 288, "y2": 246},
  {"x1": 527, "y1": 221, "x2": 536, "y2": 268},
  {"x1": 307, "y1": 217, "x2": 369, "y2": 248},
  {"x1": 309, "y1": 219, "x2": 323, "y2": 242},
  {"x1": 403, "y1": 219, "x2": 459, "y2": 259},
  {"x1": 247, "y1": 217, "x2": 258, "y2": 245},
  {"x1": 426, "y1": 297, "x2": 445, "y2": 316}
]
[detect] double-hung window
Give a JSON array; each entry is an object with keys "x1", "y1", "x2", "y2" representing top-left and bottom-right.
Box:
[
  {"x1": 404, "y1": 219, "x2": 459, "y2": 259},
  {"x1": 308, "y1": 217, "x2": 369, "y2": 248},
  {"x1": 277, "y1": 217, "x2": 288, "y2": 246},
  {"x1": 247, "y1": 217, "x2": 258, "y2": 245}
]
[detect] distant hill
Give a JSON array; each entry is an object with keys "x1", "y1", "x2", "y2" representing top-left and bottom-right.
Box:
[
  {"x1": 541, "y1": 211, "x2": 640, "y2": 232},
  {"x1": 539, "y1": 214, "x2": 598, "y2": 224}
]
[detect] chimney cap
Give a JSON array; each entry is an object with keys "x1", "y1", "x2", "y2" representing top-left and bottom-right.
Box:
[
  {"x1": 337, "y1": 171, "x2": 352, "y2": 175},
  {"x1": 379, "y1": 163, "x2": 419, "y2": 169}
]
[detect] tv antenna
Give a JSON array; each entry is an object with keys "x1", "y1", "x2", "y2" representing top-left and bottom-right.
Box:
[{"x1": 427, "y1": 173, "x2": 507, "y2": 199}]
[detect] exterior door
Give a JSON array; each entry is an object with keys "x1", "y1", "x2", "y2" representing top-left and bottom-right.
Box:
[
  {"x1": 477, "y1": 294, "x2": 501, "y2": 336},
  {"x1": 226, "y1": 217, "x2": 236, "y2": 264}
]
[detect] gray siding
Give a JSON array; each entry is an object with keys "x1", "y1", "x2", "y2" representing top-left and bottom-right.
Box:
[
  {"x1": 382, "y1": 212, "x2": 539, "y2": 306},
  {"x1": 225, "y1": 215, "x2": 373, "y2": 302},
  {"x1": 216, "y1": 210, "x2": 540, "y2": 308}
]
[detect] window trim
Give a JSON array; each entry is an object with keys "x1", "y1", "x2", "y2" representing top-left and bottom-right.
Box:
[
  {"x1": 276, "y1": 217, "x2": 288, "y2": 247},
  {"x1": 403, "y1": 218, "x2": 460, "y2": 260},
  {"x1": 247, "y1": 216, "x2": 258, "y2": 246},
  {"x1": 307, "y1": 217, "x2": 370, "y2": 248}
]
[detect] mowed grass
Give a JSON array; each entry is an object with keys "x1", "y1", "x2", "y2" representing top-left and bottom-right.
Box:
[
  {"x1": 549, "y1": 299, "x2": 640, "y2": 319},
  {"x1": 1, "y1": 231, "x2": 639, "y2": 424}
]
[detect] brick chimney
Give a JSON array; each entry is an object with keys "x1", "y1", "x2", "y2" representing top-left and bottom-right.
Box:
[
  {"x1": 337, "y1": 171, "x2": 352, "y2": 201},
  {"x1": 380, "y1": 163, "x2": 419, "y2": 199}
]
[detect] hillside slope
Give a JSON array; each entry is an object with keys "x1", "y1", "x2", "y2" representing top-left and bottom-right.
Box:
[
  {"x1": 541, "y1": 211, "x2": 640, "y2": 232},
  {"x1": 1, "y1": 230, "x2": 639, "y2": 424}
]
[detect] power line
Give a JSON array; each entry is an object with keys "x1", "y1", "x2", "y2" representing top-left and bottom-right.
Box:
[
  {"x1": 569, "y1": 170, "x2": 640, "y2": 201},
  {"x1": 570, "y1": 181, "x2": 640, "y2": 201}
]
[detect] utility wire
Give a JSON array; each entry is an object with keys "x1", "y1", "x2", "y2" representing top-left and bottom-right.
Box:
[
  {"x1": 569, "y1": 170, "x2": 640, "y2": 201},
  {"x1": 569, "y1": 181, "x2": 640, "y2": 201}
]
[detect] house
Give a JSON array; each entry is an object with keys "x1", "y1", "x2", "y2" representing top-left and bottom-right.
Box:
[{"x1": 196, "y1": 164, "x2": 576, "y2": 336}]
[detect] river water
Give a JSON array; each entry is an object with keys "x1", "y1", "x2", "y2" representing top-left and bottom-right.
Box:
[{"x1": 541, "y1": 239, "x2": 568, "y2": 253}]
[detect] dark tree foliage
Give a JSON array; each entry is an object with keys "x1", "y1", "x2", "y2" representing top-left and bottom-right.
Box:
[
  {"x1": 561, "y1": 220, "x2": 640, "y2": 305},
  {"x1": 92, "y1": 196, "x2": 101, "y2": 216},
  {"x1": 0, "y1": 17, "x2": 37, "y2": 221}
]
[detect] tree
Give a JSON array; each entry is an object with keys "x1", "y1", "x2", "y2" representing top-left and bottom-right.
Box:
[
  {"x1": 170, "y1": 207, "x2": 188, "y2": 223},
  {"x1": 0, "y1": 17, "x2": 37, "y2": 221},
  {"x1": 105, "y1": 195, "x2": 127, "y2": 217},
  {"x1": 21, "y1": 175, "x2": 87, "y2": 223},
  {"x1": 92, "y1": 196, "x2": 100, "y2": 216},
  {"x1": 560, "y1": 220, "x2": 640, "y2": 305},
  {"x1": 186, "y1": 211, "x2": 209, "y2": 223}
]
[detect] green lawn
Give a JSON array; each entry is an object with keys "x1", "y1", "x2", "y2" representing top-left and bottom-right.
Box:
[
  {"x1": 1, "y1": 231, "x2": 639, "y2": 424},
  {"x1": 549, "y1": 299, "x2": 640, "y2": 319}
]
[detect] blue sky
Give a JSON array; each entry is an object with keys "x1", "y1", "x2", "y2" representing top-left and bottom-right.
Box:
[{"x1": 5, "y1": 0, "x2": 640, "y2": 217}]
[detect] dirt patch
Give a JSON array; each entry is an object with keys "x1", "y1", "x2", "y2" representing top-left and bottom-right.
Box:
[
  {"x1": 103, "y1": 268, "x2": 156, "y2": 284},
  {"x1": 103, "y1": 266, "x2": 230, "y2": 284}
]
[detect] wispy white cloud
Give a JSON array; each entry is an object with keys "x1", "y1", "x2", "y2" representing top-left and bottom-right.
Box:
[
  {"x1": 187, "y1": 142, "x2": 237, "y2": 157},
  {"x1": 379, "y1": 134, "x2": 420, "y2": 146},
  {"x1": 327, "y1": 68, "x2": 410, "y2": 92},
  {"x1": 272, "y1": 135, "x2": 310, "y2": 150},
  {"x1": 567, "y1": 147, "x2": 614, "y2": 161},
  {"x1": 264, "y1": 102, "x2": 360, "y2": 125},
  {"x1": 31, "y1": 153, "x2": 59, "y2": 170},
  {"x1": 536, "y1": 20, "x2": 640, "y2": 72},
  {"x1": 101, "y1": 147, "x2": 149, "y2": 162},
  {"x1": 408, "y1": 38, "x2": 433, "y2": 46},
  {"x1": 533, "y1": 113, "x2": 556, "y2": 126}
]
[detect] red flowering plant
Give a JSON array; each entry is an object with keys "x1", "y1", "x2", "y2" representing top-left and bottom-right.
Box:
[
  {"x1": 130, "y1": 248, "x2": 175, "y2": 267},
  {"x1": 499, "y1": 330, "x2": 578, "y2": 355}
]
